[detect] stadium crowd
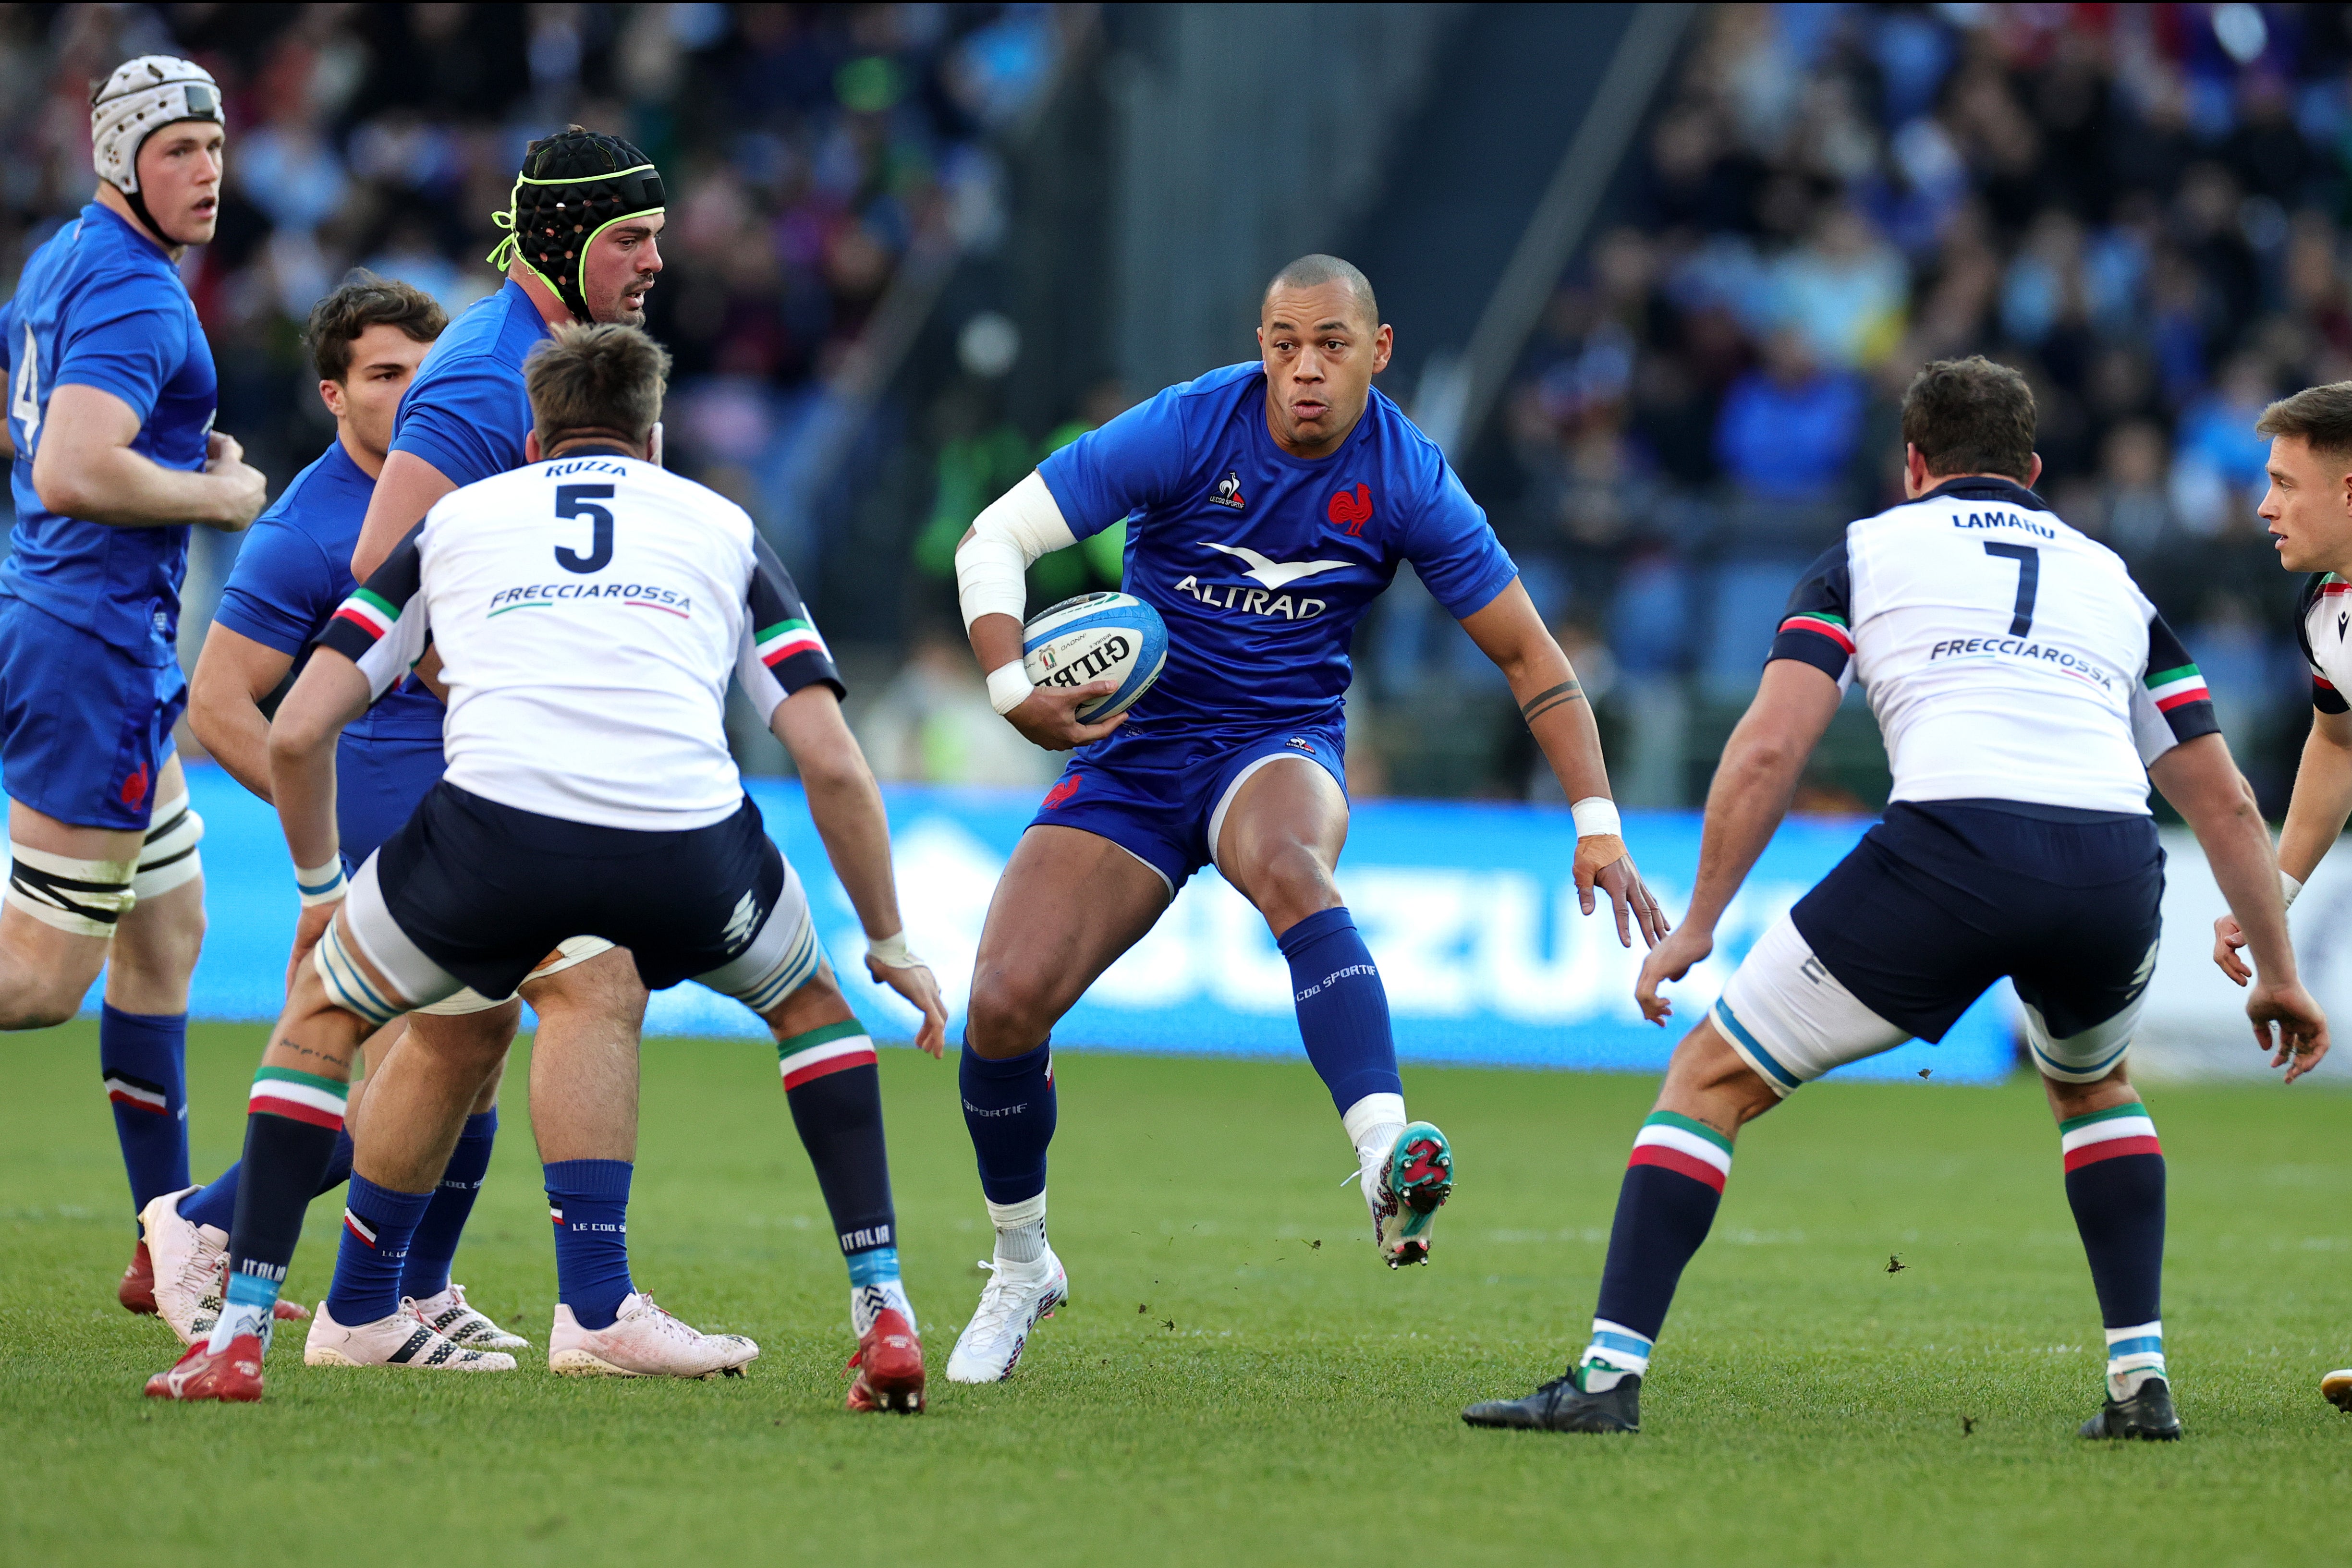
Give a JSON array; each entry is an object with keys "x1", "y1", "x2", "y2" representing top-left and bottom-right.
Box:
[{"x1": 1471, "y1": 2, "x2": 2352, "y2": 811}]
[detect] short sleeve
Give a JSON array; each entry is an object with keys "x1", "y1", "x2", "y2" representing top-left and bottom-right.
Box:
[
  {"x1": 212, "y1": 520, "x2": 341, "y2": 656},
  {"x1": 389, "y1": 359, "x2": 529, "y2": 488},
  {"x1": 2131, "y1": 612, "x2": 2221, "y2": 765},
  {"x1": 1407, "y1": 462, "x2": 1518, "y2": 619},
  {"x1": 737, "y1": 534, "x2": 845, "y2": 722},
  {"x1": 1767, "y1": 539, "x2": 1856, "y2": 689},
  {"x1": 52, "y1": 281, "x2": 185, "y2": 422},
  {"x1": 316, "y1": 524, "x2": 431, "y2": 700},
  {"x1": 1036, "y1": 386, "x2": 1194, "y2": 540}
]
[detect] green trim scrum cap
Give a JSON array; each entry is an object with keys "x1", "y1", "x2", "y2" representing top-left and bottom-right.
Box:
[{"x1": 487, "y1": 128, "x2": 666, "y2": 324}]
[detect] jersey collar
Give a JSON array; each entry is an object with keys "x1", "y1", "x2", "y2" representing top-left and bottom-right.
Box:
[
  {"x1": 544, "y1": 441, "x2": 636, "y2": 460},
  {"x1": 1923, "y1": 474, "x2": 2047, "y2": 510}
]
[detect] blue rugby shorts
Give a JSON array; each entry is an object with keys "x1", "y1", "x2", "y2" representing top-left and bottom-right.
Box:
[{"x1": 0, "y1": 597, "x2": 184, "y2": 831}]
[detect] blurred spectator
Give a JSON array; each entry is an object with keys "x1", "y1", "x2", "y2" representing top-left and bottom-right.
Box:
[
  {"x1": 1713, "y1": 330, "x2": 1864, "y2": 501},
  {"x1": 853, "y1": 632, "x2": 1055, "y2": 788}
]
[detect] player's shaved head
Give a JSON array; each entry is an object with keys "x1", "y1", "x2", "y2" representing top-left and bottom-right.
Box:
[{"x1": 1264, "y1": 255, "x2": 1379, "y2": 330}]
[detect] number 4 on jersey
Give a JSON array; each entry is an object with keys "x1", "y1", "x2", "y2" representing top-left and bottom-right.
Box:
[
  {"x1": 10, "y1": 324, "x2": 38, "y2": 448},
  {"x1": 1984, "y1": 542, "x2": 2038, "y2": 636}
]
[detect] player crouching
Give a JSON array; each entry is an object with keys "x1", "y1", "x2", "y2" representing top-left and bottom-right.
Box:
[{"x1": 148, "y1": 324, "x2": 947, "y2": 1406}]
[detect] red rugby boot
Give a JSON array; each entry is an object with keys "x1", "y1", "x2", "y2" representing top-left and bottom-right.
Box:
[
  {"x1": 118, "y1": 1239, "x2": 157, "y2": 1315},
  {"x1": 845, "y1": 1307, "x2": 925, "y2": 1413},
  {"x1": 146, "y1": 1333, "x2": 266, "y2": 1402}
]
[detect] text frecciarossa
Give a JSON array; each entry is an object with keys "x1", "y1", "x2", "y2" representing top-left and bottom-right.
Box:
[{"x1": 487, "y1": 582, "x2": 695, "y2": 612}]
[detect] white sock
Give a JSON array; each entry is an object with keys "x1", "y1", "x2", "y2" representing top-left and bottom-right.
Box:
[
  {"x1": 1342, "y1": 1092, "x2": 1407, "y2": 1168},
  {"x1": 852, "y1": 1278, "x2": 915, "y2": 1337},
  {"x1": 987, "y1": 1191, "x2": 1048, "y2": 1266}
]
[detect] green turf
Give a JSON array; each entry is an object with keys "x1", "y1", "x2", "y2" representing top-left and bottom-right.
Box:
[{"x1": 4, "y1": 1022, "x2": 2350, "y2": 1567}]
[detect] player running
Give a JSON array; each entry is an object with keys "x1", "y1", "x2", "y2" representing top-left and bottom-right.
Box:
[
  {"x1": 1464, "y1": 356, "x2": 2328, "y2": 1440},
  {"x1": 134, "y1": 276, "x2": 530, "y2": 1364},
  {"x1": 148, "y1": 324, "x2": 946, "y2": 1408},
  {"x1": 942, "y1": 254, "x2": 1666, "y2": 1383},
  {"x1": 2219, "y1": 382, "x2": 2352, "y2": 1412},
  {"x1": 0, "y1": 57, "x2": 266, "y2": 1314}
]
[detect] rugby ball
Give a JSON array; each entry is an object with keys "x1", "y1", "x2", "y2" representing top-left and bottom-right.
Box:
[{"x1": 1022, "y1": 592, "x2": 1168, "y2": 723}]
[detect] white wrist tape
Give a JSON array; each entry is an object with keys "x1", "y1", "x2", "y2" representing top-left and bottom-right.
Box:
[
  {"x1": 2282, "y1": 869, "x2": 2303, "y2": 910},
  {"x1": 866, "y1": 930, "x2": 924, "y2": 971},
  {"x1": 1571, "y1": 796, "x2": 1622, "y2": 839},
  {"x1": 955, "y1": 471, "x2": 1077, "y2": 630},
  {"x1": 296, "y1": 857, "x2": 348, "y2": 907},
  {"x1": 987, "y1": 660, "x2": 1036, "y2": 715}
]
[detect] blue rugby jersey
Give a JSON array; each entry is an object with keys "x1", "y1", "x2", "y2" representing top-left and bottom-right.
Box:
[
  {"x1": 387, "y1": 278, "x2": 550, "y2": 487},
  {"x1": 213, "y1": 439, "x2": 446, "y2": 745},
  {"x1": 1037, "y1": 362, "x2": 1516, "y2": 764},
  {"x1": 1, "y1": 203, "x2": 216, "y2": 659}
]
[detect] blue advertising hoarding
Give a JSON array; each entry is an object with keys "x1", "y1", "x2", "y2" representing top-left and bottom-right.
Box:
[{"x1": 124, "y1": 766, "x2": 2018, "y2": 1083}]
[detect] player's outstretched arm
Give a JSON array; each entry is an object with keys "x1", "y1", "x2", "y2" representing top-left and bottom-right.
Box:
[
  {"x1": 31, "y1": 383, "x2": 263, "y2": 530},
  {"x1": 350, "y1": 450, "x2": 456, "y2": 580},
  {"x1": 1634, "y1": 660, "x2": 1841, "y2": 1024},
  {"x1": 265, "y1": 648, "x2": 373, "y2": 976},
  {"x1": 2212, "y1": 708, "x2": 2352, "y2": 985},
  {"x1": 1459, "y1": 580, "x2": 1667, "y2": 948},
  {"x1": 188, "y1": 622, "x2": 295, "y2": 803},
  {"x1": 2152, "y1": 732, "x2": 2330, "y2": 1081},
  {"x1": 768, "y1": 683, "x2": 949, "y2": 1057}
]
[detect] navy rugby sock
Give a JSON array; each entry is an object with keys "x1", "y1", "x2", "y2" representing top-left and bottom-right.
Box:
[
  {"x1": 326, "y1": 1174, "x2": 433, "y2": 1326},
  {"x1": 1278, "y1": 908, "x2": 1403, "y2": 1114},
  {"x1": 400, "y1": 1110, "x2": 496, "y2": 1301},
  {"x1": 1580, "y1": 1113, "x2": 1734, "y2": 1389},
  {"x1": 546, "y1": 1158, "x2": 636, "y2": 1331},
  {"x1": 2060, "y1": 1103, "x2": 2167, "y2": 1396},
  {"x1": 208, "y1": 1068, "x2": 351, "y2": 1353},
  {"x1": 183, "y1": 1127, "x2": 355, "y2": 1233},
  {"x1": 101, "y1": 1004, "x2": 189, "y2": 1228},
  {"x1": 960, "y1": 1041, "x2": 1055, "y2": 1205},
  {"x1": 778, "y1": 1023, "x2": 898, "y2": 1287}
]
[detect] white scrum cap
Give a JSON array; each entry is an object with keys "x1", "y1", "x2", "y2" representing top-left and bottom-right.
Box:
[{"x1": 91, "y1": 55, "x2": 222, "y2": 194}]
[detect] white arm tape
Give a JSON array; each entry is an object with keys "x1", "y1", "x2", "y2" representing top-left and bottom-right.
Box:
[
  {"x1": 296, "y1": 857, "x2": 348, "y2": 908},
  {"x1": 955, "y1": 471, "x2": 1078, "y2": 630},
  {"x1": 1571, "y1": 796, "x2": 1622, "y2": 839},
  {"x1": 987, "y1": 661, "x2": 1036, "y2": 715},
  {"x1": 2283, "y1": 869, "x2": 2303, "y2": 910},
  {"x1": 866, "y1": 930, "x2": 925, "y2": 971}
]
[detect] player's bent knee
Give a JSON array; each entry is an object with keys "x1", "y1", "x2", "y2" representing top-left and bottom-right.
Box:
[{"x1": 963, "y1": 966, "x2": 1057, "y2": 1056}]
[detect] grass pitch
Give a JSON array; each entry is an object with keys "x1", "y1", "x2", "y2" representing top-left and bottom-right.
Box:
[{"x1": 4, "y1": 1022, "x2": 2350, "y2": 1567}]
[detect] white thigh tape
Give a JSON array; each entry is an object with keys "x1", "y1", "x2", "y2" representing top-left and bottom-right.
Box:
[
  {"x1": 132, "y1": 796, "x2": 204, "y2": 899},
  {"x1": 314, "y1": 919, "x2": 406, "y2": 1029},
  {"x1": 6, "y1": 842, "x2": 136, "y2": 938},
  {"x1": 697, "y1": 861, "x2": 820, "y2": 1013}
]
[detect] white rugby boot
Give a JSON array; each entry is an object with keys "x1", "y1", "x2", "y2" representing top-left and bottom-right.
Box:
[
  {"x1": 405, "y1": 1283, "x2": 529, "y2": 1350},
  {"x1": 945, "y1": 1247, "x2": 1068, "y2": 1383},
  {"x1": 142, "y1": 1187, "x2": 226, "y2": 1344},
  {"x1": 547, "y1": 1291, "x2": 759, "y2": 1378},
  {"x1": 1361, "y1": 1121, "x2": 1453, "y2": 1268},
  {"x1": 2324, "y1": 1368, "x2": 2352, "y2": 1412},
  {"x1": 304, "y1": 1298, "x2": 516, "y2": 1370}
]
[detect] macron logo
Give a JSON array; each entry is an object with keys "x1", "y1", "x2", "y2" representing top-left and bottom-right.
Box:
[{"x1": 1198, "y1": 542, "x2": 1352, "y2": 591}]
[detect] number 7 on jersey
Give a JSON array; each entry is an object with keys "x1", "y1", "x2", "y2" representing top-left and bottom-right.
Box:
[{"x1": 1983, "y1": 542, "x2": 2038, "y2": 636}]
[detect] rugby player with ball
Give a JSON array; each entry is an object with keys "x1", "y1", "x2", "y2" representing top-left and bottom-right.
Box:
[{"x1": 942, "y1": 254, "x2": 1667, "y2": 1383}]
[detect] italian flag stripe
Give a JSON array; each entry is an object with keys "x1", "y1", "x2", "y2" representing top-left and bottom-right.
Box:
[
  {"x1": 2064, "y1": 1133, "x2": 2162, "y2": 1171},
  {"x1": 1628, "y1": 1141, "x2": 1728, "y2": 1192},
  {"x1": 756, "y1": 618, "x2": 828, "y2": 667},
  {"x1": 1632, "y1": 1119, "x2": 1734, "y2": 1177},
  {"x1": 332, "y1": 589, "x2": 397, "y2": 640},
  {"x1": 1779, "y1": 614, "x2": 1854, "y2": 652},
  {"x1": 2148, "y1": 666, "x2": 2210, "y2": 711},
  {"x1": 780, "y1": 1034, "x2": 877, "y2": 1091},
  {"x1": 249, "y1": 1066, "x2": 348, "y2": 1128},
  {"x1": 1642, "y1": 1109, "x2": 1734, "y2": 1156},
  {"x1": 2060, "y1": 1108, "x2": 2158, "y2": 1160}
]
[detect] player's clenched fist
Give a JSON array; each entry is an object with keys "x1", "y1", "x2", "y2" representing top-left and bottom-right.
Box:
[
  {"x1": 203, "y1": 429, "x2": 267, "y2": 532},
  {"x1": 1005, "y1": 677, "x2": 1128, "y2": 752}
]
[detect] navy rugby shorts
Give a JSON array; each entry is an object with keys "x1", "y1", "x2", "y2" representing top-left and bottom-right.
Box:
[
  {"x1": 1712, "y1": 800, "x2": 2164, "y2": 1092},
  {"x1": 0, "y1": 597, "x2": 184, "y2": 831},
  {"x1": 1027, "y1": 721, "x2": 1347, "y2": 894}
]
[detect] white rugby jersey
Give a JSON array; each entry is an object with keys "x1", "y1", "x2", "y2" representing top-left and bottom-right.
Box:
[
  {"x1": 1767, "y1": 476, "x2": 2218, "y2": 814},
  {"x1": 316, "y1": 448, "x2": 840, "y2": 831},
  {"x1": 2295, "y1": 572, "x2": 2352, "y2": 717}
]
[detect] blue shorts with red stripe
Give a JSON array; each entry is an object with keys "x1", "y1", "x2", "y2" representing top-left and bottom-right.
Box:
[
  {"x1": 1027, "y1": 722, "x2": 1346, "y2": 893},
  {"x1": 0, "y1": 597, "x2": 183, "y2": 830}
]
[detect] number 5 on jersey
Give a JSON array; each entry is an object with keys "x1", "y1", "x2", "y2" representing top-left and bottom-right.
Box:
[{"x1": 555, "y1": 484, "x2": 614, "y2": 574}]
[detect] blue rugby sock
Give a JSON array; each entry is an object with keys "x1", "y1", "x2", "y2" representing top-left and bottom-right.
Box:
[
  {"x1": 400, "y1": 1110, "x2": 496, "y2": 1300},
  {"x1": 1278, "y1": 907, "x2": 1403, "y2": 1115},
  {"x1": 182, "y1": 1128, "x2": 354, "y2": 1234},
  {"x1": 101, "y1": 1004, "x2": 189, "y2": 1228},
  {"x1": 959, "y1": 1041, "x2": 1056, "y2": 1206},
  {"x1": 325, "y1": 1174, "x2": 433, "y2": 1326},
  {"x1": 546, "y1": 1158, "x2": 635, "y2": 1331}
]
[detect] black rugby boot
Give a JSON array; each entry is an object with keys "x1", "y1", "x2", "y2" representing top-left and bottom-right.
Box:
[
  {"x1": 1462, "y1": 1371, "x2": 1640, "y2": 1433},
  {"x1": 2079, "y1": 1375, "x2": 2181, "y2": 1441}
]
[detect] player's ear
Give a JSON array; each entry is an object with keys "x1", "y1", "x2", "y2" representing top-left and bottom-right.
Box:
[
  {"x1": 524, "y1": 429, "x2": 542, "y2": 463},
  {"x1": 317, "y1": 380, "x2": 343, "y2": 420},
  {"x1": 1371, "y1": 323, "x2": 1393, "y2": 375},
  {"x1": 2024, "y1": 453, "x2": 2043, "y2": 489}
]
